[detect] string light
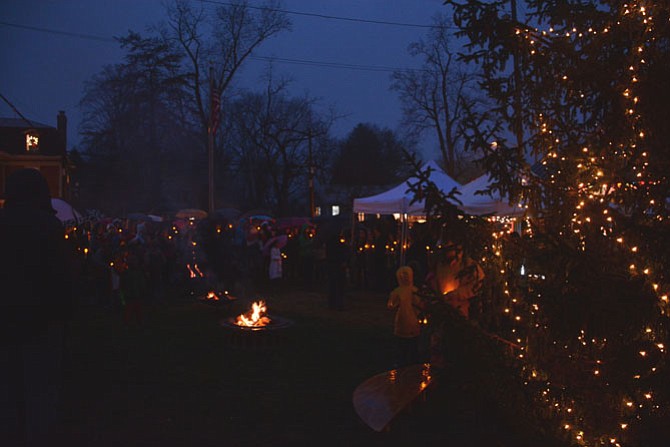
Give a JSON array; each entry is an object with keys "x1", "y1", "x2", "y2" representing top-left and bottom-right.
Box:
[{"x1": 479, "y1": 2, "x2": 670, "y2": 445}]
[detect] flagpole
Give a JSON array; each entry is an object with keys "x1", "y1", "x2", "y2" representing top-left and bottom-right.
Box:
[
  {"x1": 208, "y1": 66, "x2": 215, "y2": 215},
  {"x1": 208, "y1": 126, "x2": 214, "y2": 215}
]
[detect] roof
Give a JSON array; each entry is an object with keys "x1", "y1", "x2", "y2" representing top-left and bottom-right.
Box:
[{"x1": 0, "y1": 117, "x2": 53, "y2": 129}]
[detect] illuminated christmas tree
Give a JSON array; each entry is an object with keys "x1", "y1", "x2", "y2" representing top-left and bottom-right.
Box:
[{"x1": 412, "y1": 1, "x2": 670, "y2": 445}]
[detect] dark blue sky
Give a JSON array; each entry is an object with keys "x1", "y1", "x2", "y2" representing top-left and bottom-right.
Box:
[{"x1": 1, "y1": 0, "x2": 446, "y2": 155}]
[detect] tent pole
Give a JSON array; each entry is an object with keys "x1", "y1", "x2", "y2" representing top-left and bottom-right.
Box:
[
  {"x1": 399, "y1": 213, "x2": 408, "y2": 266},
  {"x1": 350, "y1": 211, "x2": 356, "y2": 254}
]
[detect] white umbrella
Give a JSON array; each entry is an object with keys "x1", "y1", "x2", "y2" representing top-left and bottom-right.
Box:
[
  {"x1": 176, "y1": 208, "x2": 208, "y2": 220},
  {"x1": 147, "y1": 214, "x2": 163, "y2": 222},
  {"x1": 51, "y1": 198, "x2": 82, "y2": 223}
]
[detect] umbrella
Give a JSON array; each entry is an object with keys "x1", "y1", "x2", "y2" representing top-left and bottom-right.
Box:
[
  {"x1": 126, "y1": 212, "x2": 152, "y2": 222},
  {"x1": 262, "y1": 234, "x2": 288, "y2": 255},
  {"x1": 51, "y1": 198, "x2": 82, "y2": 223},
  {"x1": 276, "y1": 216, "x2": 314, "y2": 230},
  {"x1": 172, "y1": 219, "x2": 188, "y2": 231},
  {"x1": 176, "y1": 208, "x2": 208, "y2": 220},
  {"x1": 241, "y1": 214, "x2": 274, "y2": 224},
  {"x1": 238, "y1": 209, "x2": 274, "y2": 224}
]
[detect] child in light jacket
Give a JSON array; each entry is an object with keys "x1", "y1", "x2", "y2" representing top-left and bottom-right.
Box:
[{"x1": 387, "y1": 265, "x2": 423, "y2": 367}]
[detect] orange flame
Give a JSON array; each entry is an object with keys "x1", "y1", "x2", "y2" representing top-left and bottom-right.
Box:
[
  {"x1": 235, "y1": 300, "x2": 271, "y2": 327},
  {"x1": 187, "y1": 264, "x2": 204, "y2": 278}
]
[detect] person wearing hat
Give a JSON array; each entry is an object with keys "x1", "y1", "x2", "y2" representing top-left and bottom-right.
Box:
[{"x1": 0, "y1": 168, "x2": 74, "y2": 446}]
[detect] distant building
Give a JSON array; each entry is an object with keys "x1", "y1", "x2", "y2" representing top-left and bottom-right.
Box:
[{"x1": 0, "y1": 111, "x2": 68, "y2": 202}]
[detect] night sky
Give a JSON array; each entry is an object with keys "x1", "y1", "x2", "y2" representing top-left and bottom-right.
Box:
[{"x1": 1, "y1": 0, "x2": 446, "y2": 155}]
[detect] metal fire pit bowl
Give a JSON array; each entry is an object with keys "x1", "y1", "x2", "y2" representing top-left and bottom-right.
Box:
[{"x1": 219, "y1": 315, "x2": 294, "y2": 348}]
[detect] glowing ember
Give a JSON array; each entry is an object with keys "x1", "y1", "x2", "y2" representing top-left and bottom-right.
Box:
[
  {"x1": 200, "y1": 290, "x2": 235, "y2": 304},
  {"x1": 236, "y1": 300, "x2": 272, "y2": 327}
]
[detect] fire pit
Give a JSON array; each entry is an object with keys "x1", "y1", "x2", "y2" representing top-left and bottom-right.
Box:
[{"x1": 219, "y1": 300, "x2": 293, "y2": 347}]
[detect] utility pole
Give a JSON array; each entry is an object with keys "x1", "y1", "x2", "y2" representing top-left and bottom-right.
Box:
[
  {"x1": 308, "y1": 128, "x2": 315, "y2": 218},
  {"x1": 208, "y1": 126, "x2": 214, "y2": 214},
  {"x1": 208, "y1": 66, "x2": 216, "y2": 214}
]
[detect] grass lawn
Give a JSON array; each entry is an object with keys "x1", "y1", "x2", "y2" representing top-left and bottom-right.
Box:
[{"x1": 55, "y1": 283, "x2": 561, "y2": 447}]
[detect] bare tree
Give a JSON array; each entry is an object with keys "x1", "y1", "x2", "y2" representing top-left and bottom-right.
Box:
[
  {"x1": 226, "y1": 74, "x2": 334, "y2": 214},
  {"x1": 391, "y1": 13, "x2": 476, "y2": 177},
  {"x1": 164, "y1": 0, "x2": 291, "y2": 135}
]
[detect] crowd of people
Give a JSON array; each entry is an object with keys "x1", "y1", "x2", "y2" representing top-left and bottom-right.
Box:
[
  {"x1": 63, "y1": 211, "x2": 486, "y2": 370},
  {"x1": 1, "y1": 168, "x2": 488, "y2": 445},
  {"x1": 58, "y1": 213, "x2": 427, "y2": 311},
  {"x1": 50, "y1": 207, "x2": 488, "y2": 324}
]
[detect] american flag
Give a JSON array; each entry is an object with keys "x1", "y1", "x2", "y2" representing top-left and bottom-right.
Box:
[{"x1": 210, "y1": 83, "x2": 221, "y2": 136}]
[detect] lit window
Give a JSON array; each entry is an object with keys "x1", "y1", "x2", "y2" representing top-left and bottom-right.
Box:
[
  {"x1": 314, "y1": 206, "x2": 321, "y2": 217},
  {"x1": 357, "y1": 212, "x2": 365, "y2": 222},
  {"x1": 332, "y1": 205, "x2": 340, "y2": 216},
  {"x1": 26, "y1": 133, "x2": 39, "y2": 151}
]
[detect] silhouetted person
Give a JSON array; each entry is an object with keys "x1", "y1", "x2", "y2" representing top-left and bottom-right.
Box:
[
  {"x1": 121, "y1": 248, "x2": 147, "y2": 326},
  {"x1": 0, "y1": 168, "x2": 74, "y2": 446},
  {"x1": 298, "y1": 225, "x2": 315, "y2": 288},
  {"x1": 325, "y1": 232, "x2": 349, "y2": 310}
]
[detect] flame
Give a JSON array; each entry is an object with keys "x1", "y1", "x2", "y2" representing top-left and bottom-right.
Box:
[
  {"x1": 202, "y1": 290, "x2": 235, "y2": 303},
  {"x1": 187, "y1": 263, "x2": 204, "y2": 278},
  {"x1": 187, "y1": 264, "x2": 197, "y2": 278},
  {"x1": 236, "y1": 300, "x2": 272, "y2": 327}
]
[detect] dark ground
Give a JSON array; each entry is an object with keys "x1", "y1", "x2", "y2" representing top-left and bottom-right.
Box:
[{"x1": 53, "y1": 283, "x2": 562, "y2": 447}]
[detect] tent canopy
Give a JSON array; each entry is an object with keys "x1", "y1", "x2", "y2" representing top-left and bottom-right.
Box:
[
  {"x1": 456, "y1": 174, "x2": 526, "y2": 217},
  {"x1": 352, "y1": 162, "x2": 526, "y2": 218},
  {"x1": 353, "y1": 161, "x2": 461, "y2": 215}
]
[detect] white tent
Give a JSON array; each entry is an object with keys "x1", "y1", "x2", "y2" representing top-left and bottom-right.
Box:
[
  {"x1": 353, "y1": 161, "x2": 461, "y2": 215},
  {"x1": 456, "y1": 174, "x2": 526, "y2": 217},
  {"x1": 352, "y1": 162, "x2": 525, "y2": 218},
  {"x1": 352, "y1": 161, "x2": 461, "y2": 265},
  {"x1": 351, "y1": 165, "x2": 527, "y2": 264}
]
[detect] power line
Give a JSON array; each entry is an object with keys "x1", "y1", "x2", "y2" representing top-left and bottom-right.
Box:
[
  {"x1": 195, "y1": 0, "x2": 448, "y2": 29},
  {"x1": 0, "y1": 20, "x2": 114, "y2": 42},
  {"x1": 0, "y1": 92, "x2": 37, "y2": 127},
  {"x1": 0, "y1": 21, "x2": 424, "y2": 74},
  {"x1": 250, "y1": 55, "x2": 423, "y2": 73}
]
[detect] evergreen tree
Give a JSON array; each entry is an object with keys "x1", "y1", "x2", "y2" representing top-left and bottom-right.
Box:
[
  {"x1": 331, "y1": 123, "x2": 411, "y2": 188},
  {"x1": 79, "y1": 32, "x2": 192, "y2": 214},
  {"x1": 406, "y1": 1, "x2": 670, "y2": 445}
]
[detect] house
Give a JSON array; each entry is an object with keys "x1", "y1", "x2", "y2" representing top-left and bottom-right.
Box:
[{"x1": 0, "y1": 111, "x2": 68, "y2": 201}]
